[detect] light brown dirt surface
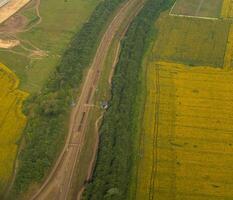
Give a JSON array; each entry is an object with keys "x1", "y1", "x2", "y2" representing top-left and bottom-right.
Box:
[
  {"x1": 0, "y1": 38, "x2": 19, "y2": 48},
  {"x1": 30, "y1": 0, "x2": 145, "y2": 199},
  {"x1": 0, "y1": 0, "x2": 31, "y2": 24}
]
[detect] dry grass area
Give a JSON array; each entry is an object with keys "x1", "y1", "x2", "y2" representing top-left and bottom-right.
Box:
[
  {"x1": 0, "y1": 63, "x2": 28, "y2": 194},
  {"x1": 171, "y1": 0, "x2": 223, "y2": 18},
  {"x1": 0, "y1": 0, "x2": 31, "y2": 24},
  {"x1": 152, "y1": 14, "x2": 230, "y2": 67},
  {"x1": 135, "y1": 61, "x2": 233, "y2": 200}
]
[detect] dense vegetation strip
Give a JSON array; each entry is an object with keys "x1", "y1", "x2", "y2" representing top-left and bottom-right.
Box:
[
  {"x1": 83, "y1": 0, "x2": 173, "y2": 199},
  {"x1": 10, "y1": 0, "x2": 125, "y2": 197}
]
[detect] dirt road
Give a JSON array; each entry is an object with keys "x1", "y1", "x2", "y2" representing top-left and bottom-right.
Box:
[{"x1": 30, "y1": 0, "x2": 145, "y2": 199}]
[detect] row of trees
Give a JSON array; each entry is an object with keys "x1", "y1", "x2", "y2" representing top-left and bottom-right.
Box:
[
  {"x1": 83, "y1": 0, "x2": 174, "y2": 199},
  {"x1": 9, "y1": 0, "x2": 125, "y2": 198}
]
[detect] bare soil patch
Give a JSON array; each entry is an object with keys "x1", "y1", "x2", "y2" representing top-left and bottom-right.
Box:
[
  {"x1": 0, "y1": 0, "x2": 31, "y2": 24},
  {"x1": 0, "y1": 38, "x2": 19, "y2": 48}
]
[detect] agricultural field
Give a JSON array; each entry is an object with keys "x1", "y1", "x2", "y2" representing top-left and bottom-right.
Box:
[
  {"x1": 152, "y1": 14, "x2": 230, "y2": 67},
  {"x1": 135, "y1": 61, "x2": 233, "y2": 200},
  {"x1": 132, "y1": 1, "x2": 233, "y2": 199},
  {"x1": 221, "y1": 0, "x2": 233, "y2": 18},
  {"x1": 0, "y1": 0, "x2": 100, "y2": 93},
  {"x1": 0, "y1": 63, "x2": 27, "y2": 196},
  {"x1": 170, "y1": 0, "x2": 223, "y2": 18}
]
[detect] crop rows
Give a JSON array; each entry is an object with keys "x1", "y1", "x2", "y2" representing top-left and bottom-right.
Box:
[{"x1": 136, "y1": 61, "x2": 233, "y2": 200}]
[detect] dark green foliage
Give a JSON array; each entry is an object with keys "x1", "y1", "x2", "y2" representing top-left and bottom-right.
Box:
[
  {"x1": 83, "y1": 0, "x2": 174, "y2": 199},
  {"x1": 11, "y1": 0, "x2": 125, "y2": 196}
]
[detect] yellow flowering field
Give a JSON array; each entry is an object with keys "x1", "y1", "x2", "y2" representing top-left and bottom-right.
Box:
[
  {"x1": 135, "y1": 61, "x2": 233, "y2": 200},
  {"x1": 0, "y1": 63, "x2": 28, "y2": 194},
  {"x1": 221, "y1": 0, "x2": 233, "y2": 18}
]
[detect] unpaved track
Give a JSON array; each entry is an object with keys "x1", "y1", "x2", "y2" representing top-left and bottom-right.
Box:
[
  {"x1": 0, "y1": 38, "x2": 19, "y2": 48},
  {"x1": 30, "y1": 0, "x2": 145, "y2": 200}
]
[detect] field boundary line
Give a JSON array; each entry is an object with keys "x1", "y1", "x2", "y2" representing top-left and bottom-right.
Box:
[
  {"x1": 169, "y1": 13, "x2": 219, "y2": 21},
  {"x1": 169, "y1": 0, "x2": 220, "y2": 20},
  {"x1": 168, "y1": 0, "x2": 177, "y2": 16}
]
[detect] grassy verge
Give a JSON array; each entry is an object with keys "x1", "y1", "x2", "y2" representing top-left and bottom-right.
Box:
[{"x1": 82, "y1": 0, "x2": 174, "y2": 199}]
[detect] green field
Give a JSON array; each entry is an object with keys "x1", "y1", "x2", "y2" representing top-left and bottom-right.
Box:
[
  {"x1": 171, "y1": 0, "x2": 223, "y2": 18},
  {"x1": 152, "y1": 14, "x2": 230, "y2": 67},
  {"x1": 0, "y1": 0, "x2": 100, "y2": 93}
]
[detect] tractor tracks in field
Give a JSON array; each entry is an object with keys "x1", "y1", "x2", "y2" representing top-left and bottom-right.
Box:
[
  {"x1": 134, "y1": 62, "x2": 161, "y2": 200},
  {"x1": 148, "y1": 63, "x2": 160, "y2": 200}
]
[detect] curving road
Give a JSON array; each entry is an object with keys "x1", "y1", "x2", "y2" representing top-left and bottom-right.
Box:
[{"x1": 30, "y1": 0, "x2": 145, "y2": 199}]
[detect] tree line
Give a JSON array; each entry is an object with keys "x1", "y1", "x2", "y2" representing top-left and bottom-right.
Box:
[
  {"x1": 82, "y1": 0, "x2": 174, "y2": 199},
  {"x1": 9, "y1": 0, "x2": 125, "y2": 198}
]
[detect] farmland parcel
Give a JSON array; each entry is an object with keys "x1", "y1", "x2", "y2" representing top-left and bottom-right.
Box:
[
  {"x1": 133, "y1": 1, "x2": 233, "y2": 199},
  {"x1": 135, "y1": 61, "x2": 233, "y2": 199},
  {"x1": 171, "y1": 0, "x2": 223, "y2": 18},
  {"x1": 0, "y1": 63, "x2": 27, "y2": 197},
  {"x1": 152, "y1": 15, "x2": 230, "y2": 67}
]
